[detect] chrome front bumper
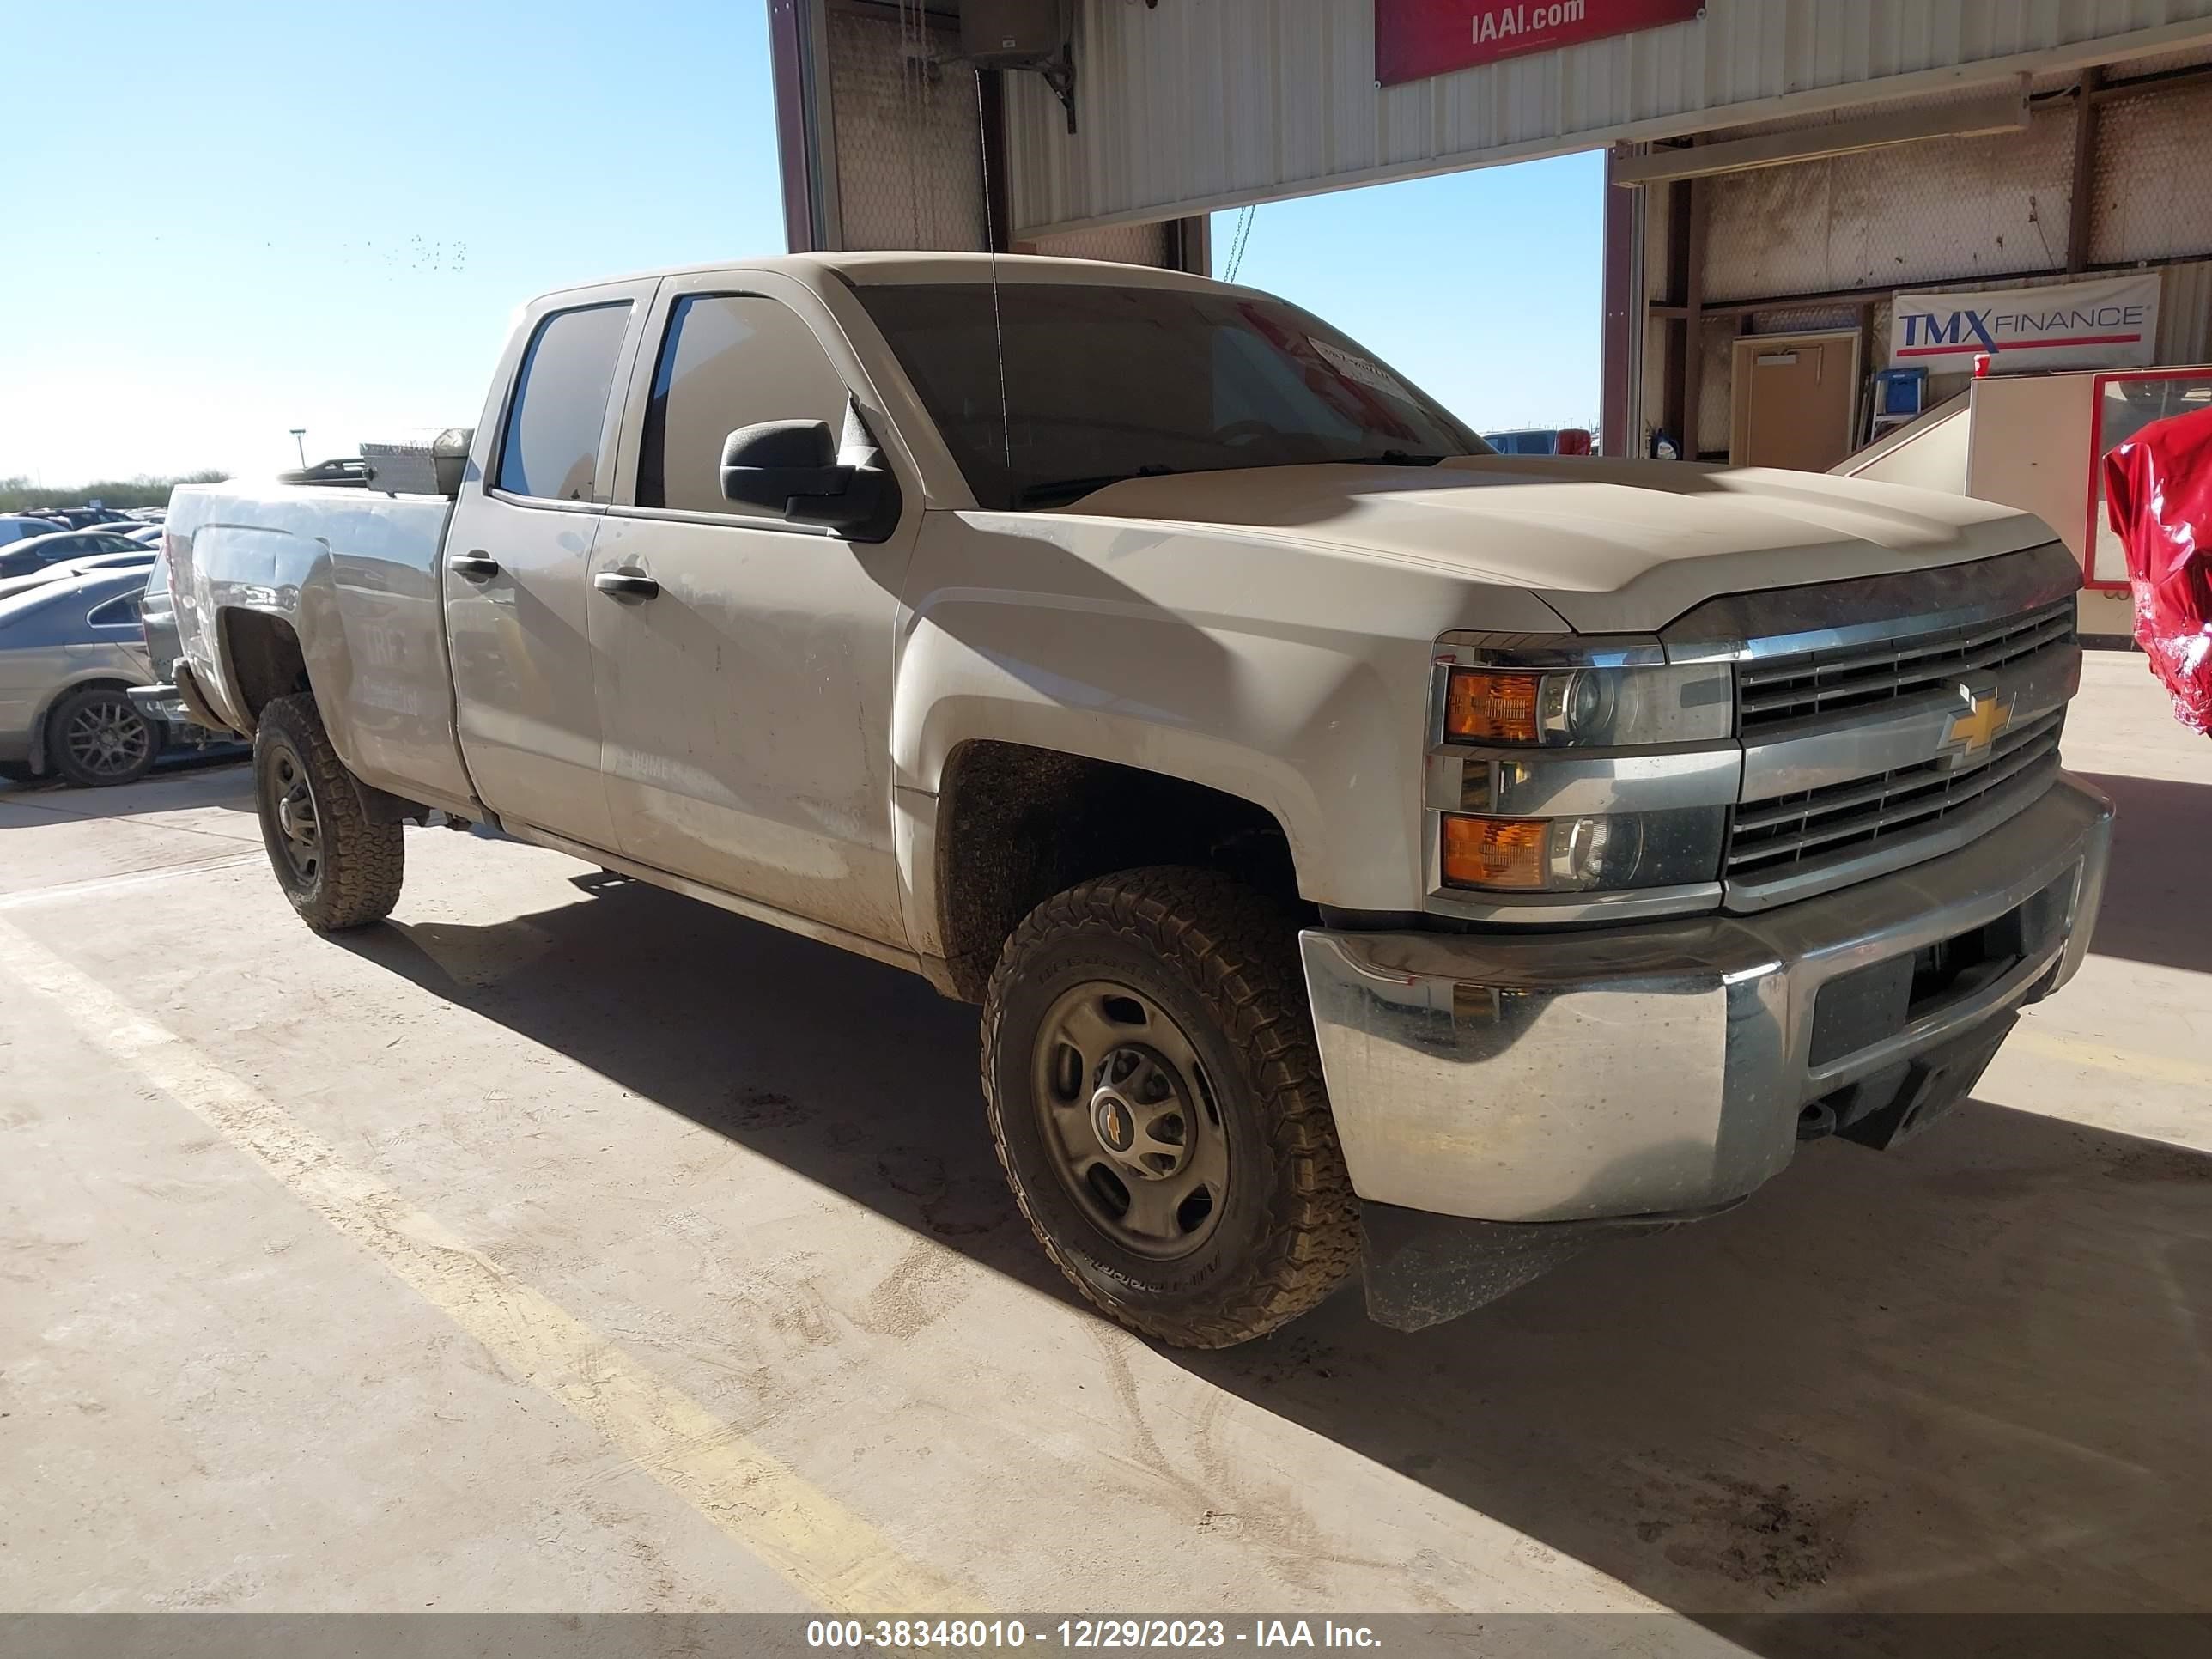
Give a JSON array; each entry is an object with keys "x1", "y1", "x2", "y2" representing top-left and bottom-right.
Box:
[{"x1": 1300, "y1": 775, "x2": 2112, "y2": 1224}]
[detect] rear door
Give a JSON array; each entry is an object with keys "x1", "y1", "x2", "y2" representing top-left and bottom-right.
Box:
[
  {"x1": 444, "y1": 281, "x2": 653, "y2": 848},
  {"x1": 586, "y1": 270, "x2": 917, "y2": 945}
]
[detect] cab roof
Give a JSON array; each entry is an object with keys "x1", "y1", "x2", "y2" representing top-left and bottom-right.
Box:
[{"x1": 537, "y1": 250, "x2": 1240, "y2": 306}]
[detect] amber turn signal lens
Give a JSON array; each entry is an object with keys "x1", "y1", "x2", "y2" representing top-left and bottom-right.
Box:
[
  {"x1": 1443, "y1": 669, "x2": 1542, "y2": 744},
  {"x1": 1441, "y1": 814, "x2": 1549, "y2": 890}
]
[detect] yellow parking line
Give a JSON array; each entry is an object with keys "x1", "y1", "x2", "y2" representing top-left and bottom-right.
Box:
[
  {"x1": 2009, "y1": 1026, "x2": 2212, "y2": 1091},
  {"x1": 0, "y1": 919, "x2": 981, "y2": 1616}
]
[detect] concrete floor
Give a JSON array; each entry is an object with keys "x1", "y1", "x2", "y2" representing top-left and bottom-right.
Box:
[{"x1": 3, "y1": 653, "x2": 2209, "y2": 1644}]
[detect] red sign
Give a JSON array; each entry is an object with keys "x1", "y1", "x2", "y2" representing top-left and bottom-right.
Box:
[{"x1": 1376, "y1": 0, "x2": 1704, "y2": 87}]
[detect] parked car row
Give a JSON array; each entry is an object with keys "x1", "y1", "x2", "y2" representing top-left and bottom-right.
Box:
[
  {"x1": 0, "y1": 536, "x2": 235, "y2": 789},
  {"x1": 1479, "y1": 426, "x2": 1595, "y2": 456},
  {"x1": 0, "y1": 524, "x2": 161, "y2": 580},
  {"x1": 0, "y1": 502, "x2": 161, "y2": 541}
]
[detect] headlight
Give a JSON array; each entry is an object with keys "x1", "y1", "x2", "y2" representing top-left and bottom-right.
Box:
[
  {"x1": 1428, "y1": 639, "x2": 1737, "y2": 912},
  {"x1": 1443, "y1": 664, "x2": 1731, "y2": 747},
  {"x1": 1440, "y1": 806, "x2": 1726, "y2": 893}
]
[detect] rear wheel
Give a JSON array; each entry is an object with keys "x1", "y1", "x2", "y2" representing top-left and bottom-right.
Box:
[
  {"x1": 48, "y1": 685, "x2": 157, "y2": 787},
  {"x1": 252, "y1": 694, "x2": 404, "y2": 931},
  {"x1": 982, "y1": 866, "x2": 1359, "y2": 1348}
]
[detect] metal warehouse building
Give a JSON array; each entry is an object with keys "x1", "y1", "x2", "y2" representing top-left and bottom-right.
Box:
[{"x1": 772, "y1": 0, "x2": 2212, "y2": 635}]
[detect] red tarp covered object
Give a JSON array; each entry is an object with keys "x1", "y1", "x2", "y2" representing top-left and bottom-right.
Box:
[{"x1": 2102, "y1": 403, "x2": 2212, "y2": 736}]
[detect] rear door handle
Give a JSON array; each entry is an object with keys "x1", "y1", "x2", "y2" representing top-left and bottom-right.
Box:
[
  {"x1": 592, "y1": 570, "x2": 659, "y2": 601},
  {"x1": 448, "y1": 551, "x2": 500, "y2": 580}
]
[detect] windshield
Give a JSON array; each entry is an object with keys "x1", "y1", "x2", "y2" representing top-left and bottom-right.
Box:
[{"x1": 853, "y1": 281, "x2": 1487, "y2": 509}]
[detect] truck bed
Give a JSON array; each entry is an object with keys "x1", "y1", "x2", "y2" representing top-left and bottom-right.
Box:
[{"x1": 165, "y1": 483, "x2": 477, "y2": 814}]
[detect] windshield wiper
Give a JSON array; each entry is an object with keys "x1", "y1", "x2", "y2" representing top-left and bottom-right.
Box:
[
  {"x1": 1016, "y1": 465, "x2": 1182, "y2": 507},
  {"x1": 1353, "y1": 450, "x2": 1448, "y2": 465}
]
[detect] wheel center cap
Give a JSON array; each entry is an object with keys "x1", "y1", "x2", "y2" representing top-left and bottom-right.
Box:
[{"x1": 1092, "y1": 1091, "x2": 1136, "y2": 1154}]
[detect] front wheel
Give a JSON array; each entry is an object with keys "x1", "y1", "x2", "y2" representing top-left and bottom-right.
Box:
[
  {"x1": 252, "y1": 694, "x2": 404, "y2": 931},
  {"x1": 981, "y1": 867, "x2": 1359, "y2": 1348}
]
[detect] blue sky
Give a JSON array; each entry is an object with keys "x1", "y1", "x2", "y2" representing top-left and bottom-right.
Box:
[{"x1": 1, "y1": 0, "x2": 1601, "y2": 484}]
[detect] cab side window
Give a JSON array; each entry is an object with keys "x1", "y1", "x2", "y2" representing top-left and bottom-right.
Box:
[
  {"x1": 496, "y1": 301, "x2": 634, "y2": 502},
  {"x1": 636, "y1": 295, "x2": 849, "y2": 516}
]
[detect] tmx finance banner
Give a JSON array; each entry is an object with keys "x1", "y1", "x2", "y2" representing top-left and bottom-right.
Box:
[
  {"x1": 1891, "y1": 273, "x2": 2164, "y2": 372},
  {"x1": 1375, "y1": 0, "x2": 1704, "y2": 86}
]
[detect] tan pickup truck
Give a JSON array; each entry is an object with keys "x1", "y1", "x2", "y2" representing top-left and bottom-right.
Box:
[{"x1": 157, "y1": 253, "x2": 2111, "y2": 1346}]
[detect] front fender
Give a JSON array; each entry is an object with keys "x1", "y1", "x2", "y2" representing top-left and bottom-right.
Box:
[{"x1": 889, "y1": 510, "x2": 1574, "y2": 933}]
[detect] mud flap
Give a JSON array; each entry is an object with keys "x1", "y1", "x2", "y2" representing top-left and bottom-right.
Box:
[{"x1": 1359, "y1": 1202, "x2": 1728, "y2": 1333}]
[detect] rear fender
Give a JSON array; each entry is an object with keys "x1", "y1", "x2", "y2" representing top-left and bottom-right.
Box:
[{"x1": 168, "y1": 486, "x2": 476, "y2": 814}]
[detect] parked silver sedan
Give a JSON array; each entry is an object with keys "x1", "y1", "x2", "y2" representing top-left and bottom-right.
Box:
[{"x1": 0, "y1": 566, "x2": 167, "y2": 787}]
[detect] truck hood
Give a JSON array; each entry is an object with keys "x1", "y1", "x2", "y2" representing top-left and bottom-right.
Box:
[{"x1": 1055, "y1": 456, "x2": 2051, "y2": 633}]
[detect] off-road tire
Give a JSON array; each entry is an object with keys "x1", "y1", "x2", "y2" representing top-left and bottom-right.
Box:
[
  {"x1": 981, "y1": 866, "x2": 1359, "y2": 1347},
  {"x1": 252, "y1": 694, "x2": 404, "y2": 931}
]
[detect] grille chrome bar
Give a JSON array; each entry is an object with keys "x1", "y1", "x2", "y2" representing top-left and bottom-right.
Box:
[
  {"x1": 1739, "y1": 599, "x2": 2075, "y2": 730},
  {"x1": 1728, "y1": 708, "x2": 2065, "y2": 877}
]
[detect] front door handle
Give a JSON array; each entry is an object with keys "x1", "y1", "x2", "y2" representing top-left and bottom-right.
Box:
[
  {"x1": 592, "y1": 569, "x2": 660, "y2": 602},
  {"x1": 448, "y1": 551, "x2": 500, "y2": 580}
]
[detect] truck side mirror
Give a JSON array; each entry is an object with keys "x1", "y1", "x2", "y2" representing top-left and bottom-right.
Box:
[
  {"x1": 433, "y1": 427, "x2": 475, "y2": 498},
  {"x1": 720, "y1": 417, "x2": 896, "y2": 538}
]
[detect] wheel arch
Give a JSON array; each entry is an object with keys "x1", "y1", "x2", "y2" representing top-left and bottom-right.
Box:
[
  {"x1": 213, "y1": 607, "x2": 315, "y2": 737},
  {"x1": 917, "y1": 736, "x2": 1308, "y2": 1003}
]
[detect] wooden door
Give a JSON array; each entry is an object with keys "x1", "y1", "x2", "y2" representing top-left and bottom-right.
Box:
[{"x1": 1730, "y1": 331, "x2": 1863, "y2": 472}]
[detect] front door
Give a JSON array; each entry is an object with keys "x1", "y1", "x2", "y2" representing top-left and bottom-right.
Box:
[
  {"x1": 587, "y1": 272, "x2": 915, "y2": 947},
  {"x1": 444, "y1": 282, "x2": 652, "y2": 848}
]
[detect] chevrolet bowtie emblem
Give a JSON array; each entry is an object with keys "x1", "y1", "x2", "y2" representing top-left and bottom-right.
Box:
[{"x1": 1945, "y1": 684, "x2": 2015, "y2": 756}]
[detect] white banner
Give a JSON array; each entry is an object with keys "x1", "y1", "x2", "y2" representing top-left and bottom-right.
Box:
[{"x1": 1890, "y1": 273, "x2": 2162, "y2": 372}]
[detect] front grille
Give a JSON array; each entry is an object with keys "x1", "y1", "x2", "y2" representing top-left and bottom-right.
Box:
[
  {"x1": 1727, "y1": 707, "x2": 2065, "y2": 879},
  {"x1": 1738, "y1": 598, "x2": 2075, "y2": 732}
]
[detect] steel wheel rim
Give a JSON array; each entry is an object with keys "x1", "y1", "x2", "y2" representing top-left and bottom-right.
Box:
[
  {"x1": 262, "y1": 741, "x2": 320, "y2": 884},
  {"x1": 64, "y1": 694, "x2": 151, "y2": 778},
  {"x1": 1030, "y1": 980, "x2": 1230, "y2": 1260}
]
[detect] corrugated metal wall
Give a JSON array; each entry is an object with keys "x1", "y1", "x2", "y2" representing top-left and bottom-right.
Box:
[{"x1": 1005, "y1": 0, "x2": 2212, "y2": 235}]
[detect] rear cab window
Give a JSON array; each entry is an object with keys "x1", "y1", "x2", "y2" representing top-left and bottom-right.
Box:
[{"x1": 495, "y1": 301, "x2": 634, "y2": 502}]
